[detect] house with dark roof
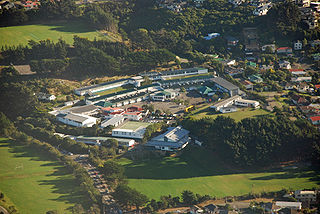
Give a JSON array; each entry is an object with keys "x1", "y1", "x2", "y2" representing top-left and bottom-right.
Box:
[
  {"x1": 145, "y1": 126, "x2": 190, "y2": 151},
  {"x1": 291, "y1": 95, "x2": 309, "y2": 105}
]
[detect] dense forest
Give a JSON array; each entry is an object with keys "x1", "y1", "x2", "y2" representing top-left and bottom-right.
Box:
[{"x1": 182, "y1": 116, "x2": 320, "y2": 167}]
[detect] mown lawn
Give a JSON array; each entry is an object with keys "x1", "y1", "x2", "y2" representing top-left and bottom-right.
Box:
[
  {"x1": 0, "y1": 138, "x2": 88, "y2": 214},
  {"x1": 190, "y1": 107, "x2": 272, "y2": 122},
  {"x1": 117, "y1": 147, "x2": 320, "y2": 200},
  {"x1": 0, "y1": 20, "x2": 110, "y2": 47}
]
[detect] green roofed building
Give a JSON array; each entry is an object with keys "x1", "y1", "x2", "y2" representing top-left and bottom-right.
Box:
[
  {"x1": 197, "y1": 86, "x2": 214, "y2": 96},
  {"x1": 247, "y1": 61, "x2": 257, "y2": 67},
  {"x1": 248, "y1": 74, "x2": 263, "y2": 83}
]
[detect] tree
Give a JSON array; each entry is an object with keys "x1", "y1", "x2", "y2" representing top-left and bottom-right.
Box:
[
  {"x1": 113, "y1": 184, "x2": 148, "y2": 210},
  {"x1": 181, "y1": 190, "x2": 196, "y2": 205}
]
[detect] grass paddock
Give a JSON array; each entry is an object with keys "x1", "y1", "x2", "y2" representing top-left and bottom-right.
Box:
[{"x1": 0, "y1": 138, "x2": 88, "y2": 213}]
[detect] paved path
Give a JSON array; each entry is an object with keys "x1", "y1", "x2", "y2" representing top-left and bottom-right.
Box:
[{"x1": 0, "y1": 206, "x2": 9, "y2": 214}]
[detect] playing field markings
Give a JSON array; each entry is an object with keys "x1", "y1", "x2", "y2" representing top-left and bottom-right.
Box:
[{"x1": 29, "y1": 33, "x2": 40, "y2": 40}]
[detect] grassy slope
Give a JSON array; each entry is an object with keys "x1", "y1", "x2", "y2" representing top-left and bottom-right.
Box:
[
  {"x1": 118, "y1": 147, "x2": 319, "y2": 200},
  {"x1": 0, "y1": 20, "x2": 108, "y2": 47},
  {"x1": 0, "y1": 138, "x2": 88, "y2": 214},
  {"x1": 190, "y1": 107, "x2": 272, "y2": 122}
]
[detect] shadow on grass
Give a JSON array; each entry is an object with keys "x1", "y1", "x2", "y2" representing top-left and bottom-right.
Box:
[
  {"x1": 1, "y1": 139, "x2": 90, "y2": 210},
  {"x1": 122, "y1": 146, "x2": 320, "y2": 185},
  {"x1": 44, "y1": 21, "x2": 96, "y2": 34}
]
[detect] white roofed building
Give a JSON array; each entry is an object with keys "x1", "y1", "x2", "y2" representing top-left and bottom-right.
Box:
[{"x1": 57, "y1": 113, "x2": 99, "y2": 127}]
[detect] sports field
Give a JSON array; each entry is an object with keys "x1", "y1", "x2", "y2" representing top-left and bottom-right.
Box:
[
  {"x1": 0, "y1": 138, "x2": 88, "y2": 213},
  {"x1": 118, "y1": 121, "x2": 150, "y2": 130},
  {"x1": 0, "y1": 20, "x2": 110, "y2": 47},
  {"x1": 118, "y1": 147, "x2": 320, "y2": 200},
  {"x1": 190, "y1": 106, "x2": 272, "y2": 122}
]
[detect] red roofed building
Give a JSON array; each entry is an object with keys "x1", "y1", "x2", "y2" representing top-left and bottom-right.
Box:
[
  {"x1": 126, "y1": 105, "x2": 143, "y2": 112},
  {"x1": 277, "y1": 47, "x2": 293, "y2": 54},
  {"x1": 289, "y1": 69, "x2": 306, "y2": 75},
  {"x1": 101, "y1": 107, "x2": 124, "y2": 116},
  {"x1": 309, "y1": 115, "x2": 320, "y2": 125},
  {"x1": 124, "y1": 111, "x2": 142, "y2": 121},
  {"x1": 315, "y1": 84, "x2": 320, "y2": 90}
]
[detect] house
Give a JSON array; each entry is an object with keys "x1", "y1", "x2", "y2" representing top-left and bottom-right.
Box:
[
  {"x1": 296, "y1": 0, "x2": 311, "y2": 7},
  {"x1": 247, "y1": 61, "x2": 257, "y2": 67},
  {"x1": 220, "y1": 106, "x2": 238, "y2": 113},
  {"x1": 100, "y1": 115, "x2": 124, "y2": 128},
  {"x1": 261, "y1": 44, "x2": 276, "y2": 53},
  {"x1": 292, "y1": 95, "x2": 309, "y2": 105},
  {"x1": 210, "y1": 95, "x2": 241, "y2": 111},
  {"x1": 204, "y1": 33, "x2": 220, "y2": 40},
  {"x1": 241, "y1": 80, "x2": 254, "y2": 90},
  {"x1": 226, "y1": 36, "x2": 239, "y2": 46},
  {"x1": 315, "y1": 84, "x2": 320, "y2": 91},
  {"x1": 225, "y1": 67, "x2": 244, "y2": 76},
  {"x1": 229, "y1": 0, "x2": 244, "y2": 6},
  {"x1": 57, "y1": 113, "x2": 99, "y2": 127},
  {"x1": 151, "y1": 90, "x2": 178, "y2": 101},
  {"x1": 289, "y1": 69, "x2": 306, "y2": 75},
  {"x1": 294, "y1": 40, "x2": 303, "y2": 50},
  {"x1": 37, "y1": 92, "x2": 56, "y2": 101},
  {"x1": 226, "y1": 59, "x2": 236, "y2": 66},
  {"x1": 271, "y1": 201, "x2": 302, "y2": 212},
  {"x1": 291, "y1": 77, "x2": 312, "y2": 82},
  {"x1": 75, "y1": 136, "x2": 135, "y2": 147},
  {"x1": 297, "y1": 82, "x2": 310, "y2": 93},
  {"x1": 124, "y1": 111, "x2": 143, "y2": 121},
  {"x1": 248, "y1": 74, "x2": 263, "y2": 83},
  {"x1": 277, "y1": 47, "x2": 293, "y2": 54},
  {"x1": 309, "y1": 115, "x2": 320, "y2": 125},
  {"x1": 284, "y1": 82, "x2": 295, "y2": 90},
  {"x1": 294, "y1": 190, "x2": 317, "y2": 204},
  {"x1": 112, "y1": 121, "x2": 150, "y2": 139},
  {"x1": 197, "y1": 86, "x2": 215, "y2": 96},
  {"x1": 235, "y1": 98, "x2": 260, "y2": 108},
  {"x1": 279, "y1": 60, "x2": 292, "y2": 70},
  {"x1": 145, "y1": 126, "x2": 189, "y2": 151},
  {"x1": 212, "y1": 77, "x2": 240, "y2": 96},
  {"x1": 204, "y1": 204, "x2": 219, "y2": 214},
  {"x1": 0, "y1": 1, "x2": 15, "y2": 9},
  {"x1": 253, "y1": 3, "x2": 272, "y2": 16}
]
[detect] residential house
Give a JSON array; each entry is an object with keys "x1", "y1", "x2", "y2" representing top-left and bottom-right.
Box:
[
  {"x1": 289, "y1": 69, "x2": 306, "y2": 75},
  {"x1": 204, "y1": 204, "x2": 219, "y2": 214},
  {"x1": 37, "y1": 92, "x2": 56, "y2": 101},
  {"x1": 284, "y1": 82, "x2": 295, "y2": 90},
  {"x1": 145, "y1": 126, "x2": 189, "y2": 152},
  {"x1": 212, "y1": 77, "x2": 240, "y2": 96},
  {"x1": 291, "y1": 76, "x2": 312, "y2": 82},
  {"x1": 309, "y1": 115, "x2": 320, "y2": 125},
  {"x1": 112, "y1": 121, "x2": 149, "y2": 139},
  {"x1": 197, "y1": 86, "x2": 215, "y2": 96},
  {"x1": 253, "y1": 3, "x2": 272, "y2": 16},
  {"x1": 279, "y1": 60, "x2": 292, "y2": 70},
  {"x1": 314, "y1": 84, "x2": 320, "y2": 91},
  {"x1": 297, "y1": 82, "x2": 310, "y2": 93},
  {"x1": 229, "y1": 0, "x2": 244, "y2": 6},
  {"x1": 241, "y1": 80, "x2": 254, "y2": 90},
  {"x1": 57, "y1": 113, "x2": 99, "y2": 127},
  {"x1": 204, "y1": 33, "x2": 220, "y2": 40},
  {"x1": 292, "y1": 94, "x2": 309, "y2": 105},
  {"x1": 294, "y1": 40, "x2": 303, "y2": 50},
  {"x1": 277, "y1": 47, "x2": 293, "y2": 54},
  {"x1": 294, "y1": 190, "x2": 317, "y2": 204},
  {"x1": 247, "y1": 61, "x2": 257, "y2": 67},
  {"x1": 261, "y1": 44, "x2": 276, "y2": 53},
  {"x1": 249, "y1": 74, "x2": 263, "y2": 83},
  {"x1": 225, "y1": 67, "x2": 244, "y2": 76}
]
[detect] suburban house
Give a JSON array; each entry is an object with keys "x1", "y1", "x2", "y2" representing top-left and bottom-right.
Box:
[
  {"x1": 277, "y1": 47, "x2": 293, "y2": 54},
  {"x1": 197, "y1": 86, "x2": 215, "y2": 96},
  {"x1": 57, "y1": 113, "x2": 99, "y2": 127},
  {"x1": 284, "y1": 82, "x2": 295, "y2": 90},
  {"x1": 111, "y1": 121, "x2": 149, "y2": 139},
  {"x1": 309, "y1": 115, "x2": 320, "y2": 125},
  {"x1": 261, "y1": 44, "x2": 276, "y2": 53},
  {"x1": 212, "y1": 77, "x2": 240, "y2": 96},
  {"x1": 225, "y1": 67, "x2": 244, "y2": 76},
  {"x1": 289, "y1": 69, "x2": 306, "y2": 75},
  {"x1": 204, "y1": 204, "x2": 219, "y2": 214},
  {"x1": 294, "y1": 40, "x2": 303, "y2": 50},
  {"x1": 145, "y1": 126, "x2": 189, "y2": 151},
  {"x1": 292, "y1": 95, "x2": 309, "y2": 105},
  {"x1": 229, "y1": 0, "x2": 244, "y2": 6},
  {"x1": 247, "y1": 61, "x2": 257, "y2": 67},
  {"x1": 291, "y1": 77, "x2": 312, "y2": 82},
  {"x1": 294, "y1": 190, "x2": 317, "y2": 204},
  {"x1": 37, "y1": 92, "x2": 56, "y2": 101},
  {"x1": 241, "y1": 80, "x2": 254, "y2": 90},
  {"x1": 75, "y1": 136, "x2": 135, "y2": 147},
  {"x1": 297, "y1": 82, "x2": 310, "y2": 93},
  {"x1": 151, "y1": 90, "x2": 178, "y2": 101},
  {"x1": 248, "y1": 74, "x2": 263, "y2": 83},
  {"x1": 279, "y1": 60, "x2": 292, "y2": 70},
  {"x1": 253, "y1": 3, "x2": 272, "y2": 16},
  {"x1": 100, "y1": 115, "x2": 125, "y2": 128}
]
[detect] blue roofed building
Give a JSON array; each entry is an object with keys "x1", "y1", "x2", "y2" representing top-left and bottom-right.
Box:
[{"x1": 145, "y1": 126, "x2": 190, "y2": 151}]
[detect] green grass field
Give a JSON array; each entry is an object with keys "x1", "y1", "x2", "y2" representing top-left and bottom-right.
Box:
[
  {"x1": 190, "y1": 106, "x2": 272, "y2": 122},
  {"x1": 0, "y1": 20, "x2": 110, "y2": 47},
  {"x1": 118, "y1": 121, "x2": 150, "y2": 130},
  {"x1": 118, "y1": 147, "x2": 319, "y2": 200},
  {"x1": 0, "y1": 138, "x2": 88, "y2": 213}
]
